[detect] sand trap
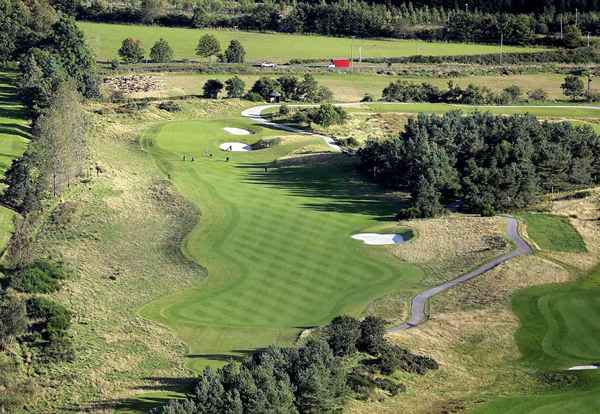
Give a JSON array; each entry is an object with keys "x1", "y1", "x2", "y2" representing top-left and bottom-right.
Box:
[
  {"x1": 568, "y1": 365, "x2": 600, "y2": 371},
  {"x1": 219, "y1": 142, "x2": 252, "y2": 152},
  {"x1": 224, "y1": 127, "x2": 251, "y2": 135},
  {"x1": 352, "y1": 233, "x2": 406, "y2": 246}
]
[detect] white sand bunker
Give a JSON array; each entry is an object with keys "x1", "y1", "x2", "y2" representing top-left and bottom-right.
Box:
[
  {"x1": 219, "y1": 142, "x2": 252, "y2": 152},
  {"x1": 352, "y1": 233, "x2": 406, "y2": 246},
  {"x1": 568, "y1": 365, "x2": 600, "y2": 371},
  {"x1": 224, "y1": 127, "x2": 251, "y2": 135}
]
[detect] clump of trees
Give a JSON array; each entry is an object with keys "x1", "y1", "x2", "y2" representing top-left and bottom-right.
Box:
[
  {"x1": 382, "y1": 80, "x2": 526, "y2": 105},
  {"x1": 281, "y1": 104, "x2": 349, "y2": 128},
  {"x1": 154, "y1": 315, "x2": 437, "y2": 413},
  {"x1": 358, "y1": 111, "x2": 600, "y2": 218},
  {"x1": 248, "y1": 74, "x2": 332, "y2": 103}
]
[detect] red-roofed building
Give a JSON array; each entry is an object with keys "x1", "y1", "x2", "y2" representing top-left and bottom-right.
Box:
[{"x1": 329, "y1": 59, "x2": 351, "y2": 69}]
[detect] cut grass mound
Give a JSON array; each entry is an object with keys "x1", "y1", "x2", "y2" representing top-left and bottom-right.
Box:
[
  {"x1": 79, "y1": 21, "x2": 542, "y2": 63},
  {"x1": 521, "y1": 213, "x2": 587, "y2": 253},
  {"x1": 139, "y1": 116, "x2": 426, "y2": 372}
]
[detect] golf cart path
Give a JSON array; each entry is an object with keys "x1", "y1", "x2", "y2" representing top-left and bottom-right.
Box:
[
  {"x1": 388, "y1": 216, "x2": 532, "y2": 332},
  {"x1": 242, "y1": 104, "x2": 347, "y2": 152}
]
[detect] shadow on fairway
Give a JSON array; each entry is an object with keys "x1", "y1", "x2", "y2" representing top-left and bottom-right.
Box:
[
  {"x1": 66, "y1": 377, "x2": 195, "y2": 412},
  {"x1": 237, "y1": 157, "x2": 407, "y2": 220}
]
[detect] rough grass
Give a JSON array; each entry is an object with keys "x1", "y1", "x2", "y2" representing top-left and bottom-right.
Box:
[
  {"x1": 138, "y1": 115, "x2": 431, "y2": 372},
  {"x1": 521, "y1": 213, "x2": 587, "y2": 253},
  {"x1": 25, "y1": 108, "x2": 203, "y2": 412},
  {"x1": 80, "y1": 21, "x2": 543, "y2": 63},
  {"x1": 117, "y1": 72, "x2": 571, "y2": 102}
]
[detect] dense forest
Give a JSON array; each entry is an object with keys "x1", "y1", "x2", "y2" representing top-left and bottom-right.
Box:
[{"x1": 358, "y1": 111, "x2": 600, "y2": 218}]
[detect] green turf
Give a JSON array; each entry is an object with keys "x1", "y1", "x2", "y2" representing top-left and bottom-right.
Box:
[
  {"x1": 0, "y1": 69, "x2": 29, "y2": 253},
  {"x1": 138, "y1": 115, "x2": 425, "y2": 372},
  {"x1": 472, "y1": 266, "x2": 600, "y2": 413},
  {"x1": 363, "y1": 103, "x2": 600, "y2": 118},
  {"x1": 79, "y1": 21, "x2": 544, "y2": 63},
  {"x1": 521, "y1": 213, "x2": 587, "y2": 253}
]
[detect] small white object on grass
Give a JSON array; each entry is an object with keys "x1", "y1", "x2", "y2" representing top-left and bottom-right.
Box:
[
  {"x1": 224, "y1": 127, "x2": 251, "y2": 135},
  {"x1": 219, "y1": 142, "x2": 252, "y2": 152},
  {"x1": 567, "y1": 365, "x2": 600, "y2": 371},
  {"x1": 351, "y1": 233, "x2": 406, "y2": 246}
]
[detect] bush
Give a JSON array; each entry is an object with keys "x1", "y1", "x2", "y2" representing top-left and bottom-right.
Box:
[
  {"x1": 149, "y1": 38, "x2": 174, "y2": 63},
  {"x1": 361, "y1": 93, "x2": 374, "y2": 102},
  {"x1": 118, "y1": 37, "x2": 145, "y2": 63},
  {"x1": 278, "y1": 103, "x2": 290, "y2": 115},
  {"x1": 202, "y1": 79, "x2": 224, "y2": 98},
  {"x1": 309, "y1": 104, "x2": 348, "y2": 127},
  {"x1": 528, "y1": 88, "x2": 548, "y2": 101},
  {"x1": 375, "y1": 342, "x2": 439, "y2": 375},
  {"x1": 357, "y1": 316, "x2": 386, "y2": 355},
  {"x1": 157, "y1": 101, "x2": 181, "y2": 112},
  {"x1": 245, "y1": 91, "x2": 264, "y2": 102},
  {"x1": 10, "y1": 260, "x2": 70, "y2": 294},
  {"x1": 325, "y1": 315, "x2": 360, "y2": 357},
  {"x1": 26, "y1": 297, "x2": 71, "y2": 336}
]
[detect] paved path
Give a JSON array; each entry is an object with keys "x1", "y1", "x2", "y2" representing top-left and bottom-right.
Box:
[
  {"x1": 387, "y1": 216, "x2": 532, "y2": 332},
  {"x1": 241, "y1": 104, "x2": 357, "y2": 152}
]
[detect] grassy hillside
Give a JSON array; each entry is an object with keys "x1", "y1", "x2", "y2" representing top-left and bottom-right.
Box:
[
  {"x1": 138, "y1": 114, "x2": 427, "y2": 371},
  {"x1": 79, "y1": 21, "x2": 544, "y2": 63}
]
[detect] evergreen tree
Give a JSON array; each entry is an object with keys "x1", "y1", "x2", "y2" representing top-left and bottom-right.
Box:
[
  {"x1": 196, "y1": 34, "x2": 220, "y2": 61},
  {"x1": 225, "y1": 76, "x2": 246, "y2": 98},
  {"x1": 149, "y1": 38, "x2": 173, "y2": 63},
  {"x1": 224, "y1": 40, "x2": 246, "y2": 63},
  {"x1": 118, "y1": 38, "x2": 145, "y2": 63}
]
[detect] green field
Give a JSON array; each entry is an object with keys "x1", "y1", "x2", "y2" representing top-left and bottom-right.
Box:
[
  {"x1": 79, "y1": 21, "x2": 543, "y2": 63},
  {"x1": 0, "y1": 70, "x2": 29, "y2": 252},
  {"x1": 133, "y1": 72, "x2": 572, "y2": 102},
  {"x1": 138, "y1": 115, "x2": 425, "y2": 371},
  {"x1": 521, "y1": 213, "x2": 587, "y2": 253},
  {"x1": 473, "y1": 266, "x2": 600, "y2": 413},
  {"x1": 364, "y1": 103, "x2": 600, "y2": 118}
]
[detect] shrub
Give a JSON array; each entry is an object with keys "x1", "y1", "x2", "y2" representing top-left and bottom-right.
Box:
[
  {"x1": 375, "y1": 342, "x2": 439, "y2": 375},
  {"x1": 157, "y1": 101, "x2": 181, "y2": 112},
  {"x1": 224, "y1": 40, "x2": 245, "y2": 63},
  {"x1": 278, "y1": 103, "x2": 290, "y2": 115},
  {"x1": 361, "y1": 93, "x2": 374, "y2": 102},
  {"x1": 202, "y1": 79, "x2": 224, "y2": 98},
  {"x1": 0, "y1": 295, "x2": 28, "y2": 349},
  {"x1": 346, "y1": 367, "x2": 375, "y2": 400},
  {"x1": 309, "y1": 104, "x2": 348, "y2": 127},
  {"x1": 528, "y1": 88, "x2": 548, "y2": 101},
  {"x1": 26, "y1": 297, "x2": 71, "y2": 335},
  {"x1": 245, "y1": 91, "x2": 263, "y2": 102},
  {"x1": 561, "y1": 75, "x2": 585, "y2": 100},
  {"x1": 10, "y1": 260, "x2": 70, "y2": 294}
]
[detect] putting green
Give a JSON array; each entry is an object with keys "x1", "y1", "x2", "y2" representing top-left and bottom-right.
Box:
[
  {"x1": 139, "y1": 116, "x2": 424, "y2": 371},
  {"x1": 473, "y1": 266, "x2": 600, "y2": 413}
]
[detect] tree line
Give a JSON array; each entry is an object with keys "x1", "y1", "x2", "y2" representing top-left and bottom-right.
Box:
[
  {"x1": 153, "y1": 315, "x2": 437, "y2": 413},
  {"x1": 358, "y1": 111, "x2": 600, "y2": 218},
  {"x1": 74, "y1": 0, "x2": 600, "y2": 46},
  {"x1": 1, "y1": 0, "x2": 98, "y2": 410}
]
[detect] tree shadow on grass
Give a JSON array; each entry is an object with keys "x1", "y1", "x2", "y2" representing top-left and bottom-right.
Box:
[
  {"x1": 65, "y1": 377, "x2": 195, "y2": 412},
  {"x1": 236, "y1": 155, "x2": 408, "y2": 220},
  {"x1": 187, "y1": 347, "x2": 264, "y2": 363}
]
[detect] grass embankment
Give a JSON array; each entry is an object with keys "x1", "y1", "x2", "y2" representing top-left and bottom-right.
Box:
[
  {"x1": 521, "y1": 213, "x2": 587, "y2": 253},
  {"x1": 79, "y1": 21, "x2": 543, "y2": 63},
  {"x1": 122, "y1": 72, "x2": 572, "y2": 102},
  {"x1": 0, "y1": 69, "x2": 30, "y2": 251},
  {"x1": 139, "y1": 114, "x2": 428, "y2": 371}
]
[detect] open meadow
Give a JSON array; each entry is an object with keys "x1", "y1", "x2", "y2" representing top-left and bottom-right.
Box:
[{"x1": 79, "y1": 21, "x2": 544, "y2": 63}]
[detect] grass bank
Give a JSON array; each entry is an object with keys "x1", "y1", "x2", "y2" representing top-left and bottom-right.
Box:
[
  {"x1": 521, "y1": 213, "x2": 587, "y2": 253},
  {"x1": 80, "y1": 21, "x2": 543, "y2": 63}
]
